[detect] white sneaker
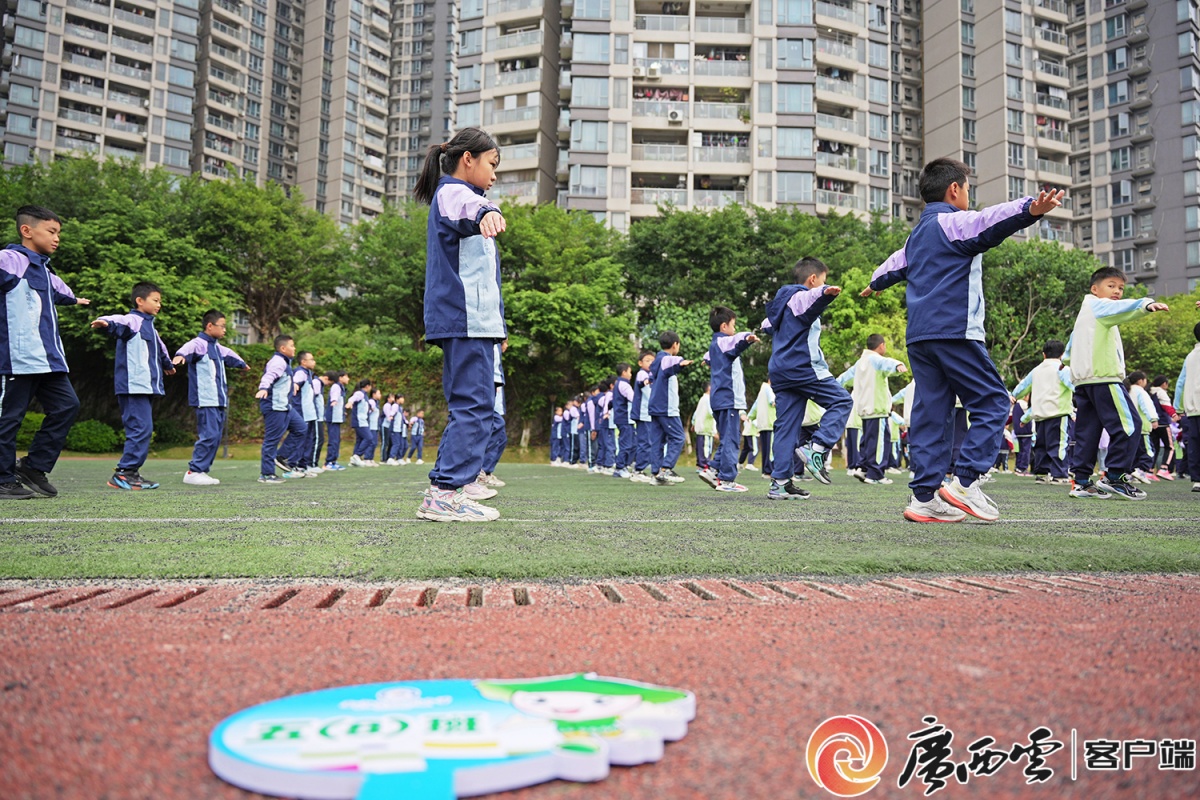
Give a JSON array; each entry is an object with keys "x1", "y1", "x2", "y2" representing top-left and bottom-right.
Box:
[
  {"x1": 366, "y1": 460, "x2": 381, "y2": 467},
  {"x1": 304, "y1": 467, "x2": 321, "y2": 477},
  {"x1": 385, "y1": 458, "x2": 398, "y2": 466},
  {"x1": 349, "y1": 454, "x2": 364, "y2": 466},
  {"x1": 939, "y1": 476, "x2": 1000, "y2": 521},
  {"x1": 462, "y1": 481, "x2": 498, "y2": 501},
  {"x1": 848, "y1": 468, "x2": 865, "y2": 480},
  {"x1": 1192, "y1": 482, "x2": 1200, "y2": 492},
  {"x1": 416, "y1": 488, "x2": 499, "y2": 522},
  {"x1": 415, "y1": 459, "x2": 424, "y2": 465},
  {"x1": 629, "y1": 472, "x2": 653, "y2": 484},
  {"x1": 697, "y1": 469, "x2": 718, "y2": 488},
  {"x1": 903, "y1": 494, "x2": 966, "y2": 523},
  {"x1": 863, "y1": 477, "x2": 894, "y2": 485},
  {"x1": 478, "y1": 472, "x2": 506, "y2": 488},
  {"x1": 183, "y1": 471, "x2": 220, "y2": 486},
  {"x1": 742, "y1": 464, "x2": 759, "y2": 472}
]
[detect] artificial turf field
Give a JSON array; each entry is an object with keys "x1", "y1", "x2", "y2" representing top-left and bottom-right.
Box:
[{"x1": 2, "y1": 458, "x2": 1198, "y2": 580}]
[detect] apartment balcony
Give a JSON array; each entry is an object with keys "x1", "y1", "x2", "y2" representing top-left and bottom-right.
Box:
[
  {"x1": 632, "y1": 143, "x2": 688, "y2": 162},
  {"x1": 1035, "y1": 158, "x2": 1071, "y2": 182},
  {"x1": 694, "y1": 60, "x2": 750, "y2": 79},
  {"x1": 209, "y1": 17, "x2": 245, "y2": 43},
  {"x1": 1034, "y1": 59, "x2": 1068, "y2": 81},
  {"x1": 816, "y1": 112, "x2": 866, "y2": 138},
  {"x1": 205, "y1": 114, "x2": 237, "y2": 133},
  {"x1": 815, "y1": 188, "x2": 864, "y2": 211},
  {"x1": 59, "y1": 107, "x2": 102, "y2": 127},
  {"x1": 693, "y1": 189, "x2": 746, "y2": 208},
  {"x1": 488, "y1": 67, "x2": 541, "y2": 89},
  {"x1": 489, "y1": 29, "x2": 543, "y2": 53},
  {"x1": 109, "y1": 60, "x2": 150, "y2": 82},
  {"x1": 1131, "y1": 124, "x2": 1154, "y2": 144},
  {"x1": 65, "y1": 0, "x2": 111, "y2": 16},
  {"x1": 632, "y1": 99, "x2": 689, "y2": 121},
  {"x1": 1035, "y1": 127, "x2": 1072, "y2": 154},
  {"x1": 1034, "y1": 92, "x2": 1070, "y2": 120},
  {"x1": 1033, "y1": 27, "x2": 1069, "y2": 54},
  {"x1": 1032, "y1": 0, "x2": 1068, "y2": 21},
  {"x1": 1127, "y1": 24, "x2": 1148, "y2": 43},
  {"x1": 1134, "y1": 196, "x2": 1156, "y2": 211},
  {"x1": 1131, "y1": 160, "x2": 1155, "y2": 178},
  {"x1": 816, "y1": 37, "x2": 865, "y2": 65},
  {"x1": 562, "y1": 0, "x2": 574, "y2": 18},
  {"x1": 815, "y1": 0, "x2": 866, "y2": 29},
  {"x1": 1033, "y1": 220, "x2": 1070, "y2": 243},
  {"x1": 488, "y1": 0, "x2": 542, "y2": 17},
  {"x1": 557, "y1": 151, "x2": 569, "y2": 180},
  {"x1": 633, "y1": 57, "x2": 690, "y2": 77},
  {"x1": 504, "y1": 142, "x2": 539, "y2": 162},
  {"x1": 491, "y1": 180, "x2": 539, "y2": 201},
  {"x1": 112, "y1": 34, "x2": 152, "y2": 56},
  {"x1": 560, "y1": 31, "x2": 572, "y2": 57},
  {"x1": 816, "y1": 151, "x2": 866, "y2": 173},
  {"x1": 631, "y1": 187, "x2": 687, "y2": 206},
  {"x1": 61, "y1": 80, "x2": 104, "y2": 101},
  {"x1": 491, "y1": 105, "x2": 541, "y2": 125},
  {"x1": 64, "y1": 52, "x2": 107, "y2": 72},
  {"x1": 693, "y1": 102, "x2": 748, "y2": 122},
  {"x1": 695, "y1": 16, "x2": 749, "y2": 35},
  {"x1": 104, "y1": 144, "x2": 143, "y2": 161},
  {"x1": 203, "y1": 136, "x2": 238, "y2": 156},
  {"x1": 1130, "y1": 91, "x2": 1153, "y2": 111},
  {"x1": 694, "y1": 145, "x2": 750, "y2": 163},
  {"x1": 816, "y1": 75, "x2": 865, "y2": 101},
  {"x1": 635, "y1": 14, "x2": 689, "y2": 32},
  {"x1": 64, "y1": 23, "x2": 108, "y2": 45},
  {"x1": 56, "y1": 135, "x2": 100, "y2": 153}
]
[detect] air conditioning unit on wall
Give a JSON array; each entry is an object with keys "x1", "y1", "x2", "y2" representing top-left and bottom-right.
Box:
[
  {"x1": 633, "y1": 65, "x2": 645, "y2": 77},
  {"x1": 667, "y1": 109, "x2": 683, "y2": 123}
]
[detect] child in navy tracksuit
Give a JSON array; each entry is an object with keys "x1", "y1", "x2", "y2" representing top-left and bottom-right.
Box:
[
  {"x1": 866, "y1": 157, "x2": 1062, "y2": 522},
  {"x1": 311, "y1": 370, "x2": 330, "y2": 469},
  {"x1": 632, "y1": 350, "x2": 655, "y2": 479},
  {"x1": 551, "y1": 407, "x2": 564, "y2": 463},
  {"x1": 280, "y1": 350, "x2": 317, "y2": 472},
  {"x1": 481, "y1": 340, "x2": 508, "y2": 484},
  {"x1": 648, "y1": 331, "x2": 693, "y2": 485},
  {"x1": 92, "y1": 281, "x2": 177, "y2": 490},
  {"x1": 256, "y1": 335, "x2": 302, "y2": 482},
  {"x1": 407, "y1": 411, "x2": 426, "y2": 463},
  {"x1": 367, "y1": 388, "x2": 382, "y2": 462},
  {"x1": 324, "y1": 371, "x2": 348, "y2": 469},
  {"x1": 390, "y1": 395, "x2": 408, "y2": 463},
  {"x1": 0, "y1": 206, "x2": 90, "y2": 500},
  {"x1": 764, "y1": 257, "x2": 853, "y2": 499},
  {"x1": 413, "y1": 126, "x2": 505, "y2": 521},
  {"x1": 172, "y1": 310, "x2": 248, "y2": 486},
  {"x1": 705, "y1": 306, "x2": 759, "y2": 492},
  {"x1": 612, "y1": 364, "x2": 636, "y2": 477}
]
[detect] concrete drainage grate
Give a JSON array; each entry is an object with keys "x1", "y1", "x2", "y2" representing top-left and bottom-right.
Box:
[{"x1": 0, "y1": 574, "x2": 1172, "y2": 614}]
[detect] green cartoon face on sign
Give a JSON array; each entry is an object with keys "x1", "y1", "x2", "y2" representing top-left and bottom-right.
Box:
[{"x1": 209, "y1": 673, "x2": 694, "y2": 800}]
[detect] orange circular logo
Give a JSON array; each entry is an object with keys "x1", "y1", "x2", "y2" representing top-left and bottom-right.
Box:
[{"x1": 806, "y1": 715, "x2": 889, "y2": 797}]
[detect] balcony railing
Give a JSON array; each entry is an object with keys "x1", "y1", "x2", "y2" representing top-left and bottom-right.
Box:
[
  {"x1": 693, "y1": 189, "x2": 746, "y2": 208},
  {"x1": 491, "y1": 105, "x2": 541, "y2": 124},
  {"x1": 60, "y1": 108, "x2": 102, "y2": 126},
  {"x1": 816, "y1": 189, "x2": 864, "y2": 209},
  {"x1": 695, "y1": 16, "x2": 749, "y2": 34},
  {"x1": 492, "y1": 180, "x2": 539, "y2": 198},
  {"x1": 62, "y1": 80, "x2": 104, "y2": 99},
  {"x1": 1036, "y1": 159, "x2": 1071, "y2": 177},
  {"x1": 816, "y1": 152, "x2": 866, "y2": 172},
  {"x1": 113, "y1": 7, "x2": 154, "y2": 28},
  {"x1": 506, "y1": 142, "x2": 539, "y2": 160},
  {"x1": 64, "y1": 23, "x2": 108, "y2": 44},
  {"x1": 816, "y1": 75, "x2": 865, "y2": 99},
  {"x1": 489, "y1": 67, "x2": 541, "y2": 88},
  {"x1": 632, "y1": 99, "x2": 689, "y2": 119},
  {"x1": 107, "y1": 117, "x2": 145, "y2": 134},
  {"x1": 1036, "y1": 127, "x2": 1069, "y2": 143},
  {"x1": 112, "y1": 35, "x2": 152, "y2": 55},
  {"x1": 635, "y1": 14, "x2": 689, "y2": 31},
  {"x1": 817, "y1": 37, "x2": 864, "y2": 61},
  {"x1": 632, "y1": 188, "x2": 687, "y2": 206},
  {"x1": 1034, "y1": 27, "x2": 1067, "y2": 47},
  {"x1": 816, "y1": 1, "x2": 866, "y2": 26},
  {"x1": 205, "y1": 114, "x2": 237, "y2": 132},
  {"x1": 693, "y1": 102, "x2": 748, "y2": 120},
  {"x1": 488, "y1": 29, "x2": 542, "y2": 51},
  {"x1": 694, "y1": 60, "x2": 750, "y2": 78},
  {"x1": 488, "y1": 0, "x2": 542, "y2": 14},
  {"x1": 1035, "y1": 93, "x2": 1068, "y2": 110},
  {"x1": 816, "y1": 112, "x2": 865, "y2": 136},
  {"x1": 1034, "y1": 59, "x2": 1066, "y2": 78},
  {"x1": 633, "y1": 57, "x2": 690, "y2": 75},
  {"x1": 695, "y1": 145, "x2": 750, "y2": 163},
  {"x1": 64, "y1": 52, "x2": 108, "y2": 71},
  {"x1": 56, "y1": 136, "x2": 100, "y2": 153},
  {"x1": 104, "y1": 145, "x2": 143, "y2": 161},
  {"x1": 633, "y1": 143, "x2": 688, "y2": 161},
  {"x1": 110, "y1": 61, "x2": 150, "y2": 81},
  {"x1": 1036, "y1": 0, "x2": 1067, "y2": 13}
]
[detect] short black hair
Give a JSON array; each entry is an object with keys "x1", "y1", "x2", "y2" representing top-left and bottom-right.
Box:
[
  {"x1": 16, "y1": 205, "x2": 60, "y2": 232},
  {"x1": 866, "y1": 333, "x2": 886, "y2": 350},
  {"x1": 1089, "y1": 266, "x2": 1126, "y2": 287},
  {"x1": 131, "y1": 281, "x2": 161, "y2": 307},
  {"x1": 793, "y1": 256, "x2": 828, "y2": 284},
  {"x1": 1043, "y1": 339, "x2": 1066, "y2": 359},
  {"x1": 1126, "y1": 371, "x2": 1146, "y2": 386},
  {"x1": 1152, "y1": 374, "x2": 1168, "y2": 388},
  {"x1": 296, "y1": 350, "x2": 313, "y2": 362},
  {"x1": 709, "y1": 306, "x2": 736, "y2": 332},
  {"x1": 273, "y1": 334, "x2": 294, "y2": 350},
  {"x1": 615, "y1": 362, "x2": 631, "y2": 376},
  {"x1": 325, "y1": 370, "x2": 345, "y2": 381},
  {"x1": 1194, "y1": 321, "x2": 1200, "y2": 343},
  {"x1": 201, "y1": 309, "x2": 226, "y2": 329},
  {"x1": 658, "y1": 331, "x2": 680, "y2": 349},
  {"x1": 919, "y1": 157, "x2": 971, "y2": 204},
  {"x1": 639, "y1": 349, "x2": 656, "y2": 361},
  {"x1": 355, "y1": 378, "x2": 373, "y2": 390}
]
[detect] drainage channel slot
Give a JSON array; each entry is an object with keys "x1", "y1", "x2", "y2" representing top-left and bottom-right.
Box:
[
  {"x1": 104, "y1": 589, "x2": 157, "y2": 610},
  {"x1": 367, "y1": 588, "x2": 392, "y2": 608},
  {"x1": 722, "y1": 581, "x2": 762, "y2": 600},
  {"x1": 158, "y1": 588, "x2": 207, "y2": 608},
  {"x1": 802, "y1": 581, "x2": 853, "y2": 601},
  {"x1": 763, "y1": 583, "x2": 804, "y2": 601},
  {"x1": 467, "y1": 588, "x2": 483, "y2": 608},
  {"x1": 1056, "y1": 576, "x2": 1110, "y2": 590},
  {"x1": 1023, "y1": 576, "x2": 1091, "y2": 593},
  {"x1": 910, "y1": 578, "x2": 969, "y2": 594},
  {"x1": 682, "y1": 582, "x2": 716, "y2": 601},
  {"x1": 512, "y1": 587, "x2": 531, "y2": 606},
  {"x1": 951, "y1": 578, "x2": 1016, "y2": 594},
  {"x1": 639, "y1": 583, "x2": 669, "y2": 602},
  {"x1": 0, "y1": 590, "x2": 59, "y2": 609},
  {"x1": 315, "y1": 588, "x2": 346, "y2": 609},
  {"x1": 418, "y1": 588, "x2": 439, "y2": 608},
  {"x1": 262, "y1": 589, "x2": 301, "y2": 609},
  {"x1": 597, "y1": 585, "x2": 623, "y2": 603},
  {"x1": 48, "y1": 589, "x2": 112, "y2": 610},
  {"x1": 876, "y1": 581, "x2": 935, "y2": 599}
]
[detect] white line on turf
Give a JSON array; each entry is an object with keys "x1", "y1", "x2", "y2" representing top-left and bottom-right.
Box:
[{"x1": 2, "y1": 517, "x2": 1200, "y2": 525}]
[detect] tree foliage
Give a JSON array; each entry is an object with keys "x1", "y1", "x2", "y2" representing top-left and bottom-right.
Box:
[{"x1": 1120, "y1": 289, "x2": 1200, "y2": 386}]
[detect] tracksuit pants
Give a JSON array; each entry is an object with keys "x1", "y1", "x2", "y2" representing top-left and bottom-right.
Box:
[
  {"x1": 352, "y1": 425, "x2": 371, "y2": 459},
  {"x1": 844, "y1": 427, "x2": 860, "y2": 471},
  {"x1": 1014, "y1": 435, "x2": 1032, "y2": 472},
  {"x1": 482, "y1": 410, "x2": 507, "y2": 474},
  {"x1": 1135, "y1": 433, "x2": 1155, "y2": 472},
  {"x1": 648, "y1": 415, "x2": 684, "y2": 474},
  {"x1": 407, "y1": 435, "x2": 424, "y2": 460},
  {"x1": 326, "y1": 422, "x2": 342, "y2": 465},
  {"x1": 695, "y1": 434, "x2": 712, "y2": 471},
  {"x1": 713, "y1": 408, "x2": 742, "y2": 482},
  {"x1": 858, "y1": 417, "x2": 891, "y2": 481},
  {"x1": 277, "y1": 409, "x2": 308, "y2": 468},
  {"x1": 908, "y1": 339, "x2": 1011, "y2": 501},
  {"x1": 1183, "y1": 416, "x2": 1200, "y2": 480},
  {"x1": 1032, "y1": 416, "x2": 1071, "y2": 478},
  {"x1": 260, "y1": 403, "x2": 298, "y2": 476},
  {"x1": 758, "y1": 430, "x2": 773, "y2": 475},
  {"x1": 389, "y1": 428, "x2": 407, "y2": 461},
  {"x1": 1071, "y1": 383, "x2": 1142, "y2": 482},
  {"x1": 429, "y1": 337, "x2": 494, "y2": 490},
  {"x1": 189, "y1": 407, "x2": 225, "y2": 474},
  {"x1": 0, "y1": 372, "x2": 80, "y2": 483},
  {"x1": 310, "y1": 421, "x2": 324, "y2": 469},
  {"x1": 769, "y1": 377, "x2": 852, "y2": 483},
  {"x1": 738, "y1": 434, "x2": 758, "y2": 467},
  {"x1": 116, "y1": 394, "x2": 154, "y2": 472},
  {"x1": 615, "y1": 421, "x2": 634, "y2": 470},
  {"x1": 635, "y1": 420, "x2": 652, "y2": 472}
]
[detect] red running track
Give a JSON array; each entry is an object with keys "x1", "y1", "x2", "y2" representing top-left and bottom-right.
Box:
[{"x1": 1, "y1": 574, "x2": 1198, "y2": 799}]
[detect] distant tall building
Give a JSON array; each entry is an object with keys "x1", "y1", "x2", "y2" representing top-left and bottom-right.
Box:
[{"x1": 2, "y1": 0, "x2": 1198, "y2": 292}]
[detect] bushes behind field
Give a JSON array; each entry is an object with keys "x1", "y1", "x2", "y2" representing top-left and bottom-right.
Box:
[{"x1": 65, "y1": 419, "x2": 123, "y2": 453}]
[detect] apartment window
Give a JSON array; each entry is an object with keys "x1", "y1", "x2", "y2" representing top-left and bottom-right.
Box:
[
  {"x1": 460, "y1": 0, "x2": 483, "y2": 18},
  {"x1": 963, "y1": 87, "x2": 976, "y2": 110},
  {"x1": 1113, "y1": 215, "x2": 1134, "y2": 239},
  {"x1": 869, "y1": 113, "x2": 887, "y2": 138},
  {"x1": 612, "y1": 122, "x2": 627, "y2": 153},
  {"x1": 5, "y1": 113, "x2": 34, "y2": 137},
  {"x1": 777, "y1": 128, "x2": 813, "y2": 158},
  {"x1": 1111, "y1": 179, "x2": 1133, "y2": 205},
  {"x1": 759, "y1": 0, "x2": 773, "y2": 25},
  {"x1": 1115, "y1": 249, "x2": 1135, "y2": 273},
  {"x1": 1106, "y1": 14, "x2": 1127, "y2": 41},
  {"x1": 758, "y1": 83, "x2": 773, "y2": 114},
  {"x1": 777, "y1": 0, "x2": 813, "y2": 25},
  {"x1": 570, "y1": 120, "x2": 608, "y2": 151},
  {"x1": 457, "y1": 101, "x2": 480, "y2": 128},
  {"x1": 870, "y1": 186, "x2": 890, "y2": 212},
  {"x1": 1187, "y1": 206, "x2": 1199, "y2": 231},
  {"x1": 1007, "y1": 143, "x2": 1024, "y2": 168},
  {"x1": 776, "y1": 172, "x2": 813, "y2": 204},
  {"x1": 1186, "y1": 170, "x2": 1199, "y2": 195},
  {"x1": 173, "y1": 13, "x2": 199, "y2": 35},
  {"x1": 1108, "y1": 80, "x2": 1129, "y2": 105},
  {"x1": 1006, "y1": 109, "x2": 1024, "y2": 133},
  {"x1": 961, "y1": 22, "x2": 974, "y2": 46},
  {"x1": 1107, "y1": 47, "x2": 1128, "y2": 72},
  {"x1": 1110, "y1": 146, "x2": 1131, "y2": 171},
  {"x1": 574, "y1": 33, "x2": 610, "y2": 64},
  {"x1": 615, "y1": 34, "x2": 628, "y2": 65},
  {"x1": 163, "y1": 146, "x2": 190, "y2": 168},
  {"x1": 1182, "y1": 32, "x2": 1199, "y2": 58},
  {"x1": 569, "y1": 165, "x2": 606, "y2": 197},
  {"x1": 777, "y1": 40, "x2": 813, "y2": 70},
  {"x1": 777, "y1": 83, "x2": 813, "y2": 114},
  {"x1": 166, "y1": 93, "x2": 193, "y2": 114},
  {"x1": 1006, "y1": 43, "x2": 1023, "y2": 67},
  {"x1": 611, "y1": 167, "x2": 626, "y2": 199},
  {"x1": 1008, "y1": 176, "x2": 1025, "y2": 201},
  {"x1": 1007, "y1": 76, "x2": 1023, "y2": 101},
  {"x1": 1187, "y1": 134, "x2": 1200, "y2": 160},
  {"x1": 575, "y1": 0, "x2": 611, "y2": 19},
  {"x1": 1004, "y1": 10, "x2": 1022, "y2": 34},
  {"x1": 1110, "y1": 112, "x2": 1131, "y2": 137},
  {"x1": 869, "y1": 77, "x2": 888, "y2": 105},
  {"x1": 870, "y1": 150, "x2": 888, "y2": 177},
  {"x1": 963, "y1": 119, "x2": 976, "y2": 143},
  {"x1": 1184, "y1": 100, "x2": 1200, "y2": 126},
  {"x1": 573, "y1": 77, "x2": 608, "y2": 107},
  {"x1": 962, "y1": 54, "x2": 975, "y2": 78},
  {"x1": 869, "y1": 42, "x2": 888, "y2": 68},
  {"x1": 757, "y1": 127, "x2": 773, "y2": 158},
  {"x1": 1096, "y1": 219, "x2": 1109, "y2": 244}
]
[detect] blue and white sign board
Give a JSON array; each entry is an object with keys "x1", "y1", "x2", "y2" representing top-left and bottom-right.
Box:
[{"x1": 209, "y1": 673, "x2": 695, "y2": 799}]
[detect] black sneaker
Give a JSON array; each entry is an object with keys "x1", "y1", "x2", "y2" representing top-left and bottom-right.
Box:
[
  {"x1": 0, "y1": 481, "x2": 35, "y2": 500},
  {"x1": 768, "y1": 479, "x2": 811, "y2": 499},
  {"x1": 1097, "y1": 475, "x2": 1147, "y2": 500},
  {"x1": 653, "y1": 472, "x2": 673, "y2": 486},
  {"x1": 15, "y1": 458, "x2": 57, "y2": 497}
]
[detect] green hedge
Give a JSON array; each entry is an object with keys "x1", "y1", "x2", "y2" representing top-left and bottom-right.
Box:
[{"x1": 65, "y1": 419, "x2": 123, "y2": 453}]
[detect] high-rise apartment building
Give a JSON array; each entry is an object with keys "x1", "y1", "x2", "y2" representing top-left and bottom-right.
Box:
[{"x1": 3, "y1": 0, "x2": 1198, "y2": 292}]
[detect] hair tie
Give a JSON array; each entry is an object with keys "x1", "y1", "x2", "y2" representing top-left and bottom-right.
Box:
[{"x1": 440, "y1": 142, "x2": 448, "y2": 152}]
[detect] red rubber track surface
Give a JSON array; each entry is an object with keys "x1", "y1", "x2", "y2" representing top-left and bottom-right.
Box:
[{"x1": 2, "y1": 575, "x2": 1198, "y2": 799}]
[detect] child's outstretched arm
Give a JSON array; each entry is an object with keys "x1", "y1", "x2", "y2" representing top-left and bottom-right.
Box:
[
  {"x1": 862, "y1": 250, "x2": 907, "y2": 296},
  {"x1": 437, "y1": 183, "x2": 505, "y2": 238},
  {"x1": 939, "y1": 189, "x2": 1064, "y2": 257},
  {"x1": 90, "y1": 314, "x2": 138, "y2": 340}
]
